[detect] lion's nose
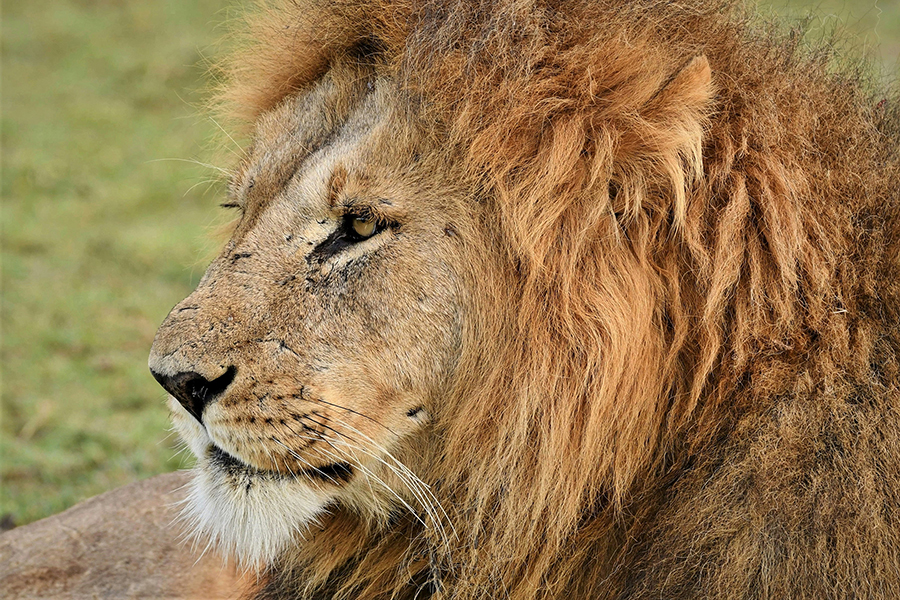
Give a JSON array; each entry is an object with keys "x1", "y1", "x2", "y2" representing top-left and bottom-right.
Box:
[{"x1": 150, "y1": 366, "x2": 236, "y2": 423}]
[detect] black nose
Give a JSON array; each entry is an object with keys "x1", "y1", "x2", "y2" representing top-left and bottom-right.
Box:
[{"x1": 150, "y1": 366, "x2": 236, "y2": 423}]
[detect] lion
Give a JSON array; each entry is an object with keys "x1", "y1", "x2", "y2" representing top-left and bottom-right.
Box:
[{"x1": 147, "y1": 0, "x2": 900, "y2": 598}]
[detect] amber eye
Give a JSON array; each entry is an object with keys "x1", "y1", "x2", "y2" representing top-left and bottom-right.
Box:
[{"x1": 349, "y1": 216, "x2": 378, "y2": 239}]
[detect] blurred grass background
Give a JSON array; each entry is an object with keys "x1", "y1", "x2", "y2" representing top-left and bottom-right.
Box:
[
  {"x1": 1, "y1": 0, "x2": 899, "y2": 528},
  {"x1": 1, "y1": 0, "x2": 232, "y2": 527}
]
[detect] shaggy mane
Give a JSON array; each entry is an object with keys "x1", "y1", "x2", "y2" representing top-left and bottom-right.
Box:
[{"x1": 214, "y1": 1, "x2": 900, "y2": 598}]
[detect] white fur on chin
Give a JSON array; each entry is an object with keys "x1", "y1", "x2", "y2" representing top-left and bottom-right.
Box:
[{"x1": 181, "y1": 456, "x2": 334, "y2": 570}]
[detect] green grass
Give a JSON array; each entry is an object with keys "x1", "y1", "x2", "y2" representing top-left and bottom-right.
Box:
[
  {"x1": 1, "y1": 0, "x2": 898, "y2": 528},
  {"x1": 1, "y1": 0, "x2": 232, "y2": 526},
  {"x1": 759, "y1": 0, "x2": 900, "y2": 74}
]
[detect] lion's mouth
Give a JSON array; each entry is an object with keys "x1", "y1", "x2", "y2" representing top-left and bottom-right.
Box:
[{"x1": 208, "y1": 446, "x2": 354, "y2": 484}]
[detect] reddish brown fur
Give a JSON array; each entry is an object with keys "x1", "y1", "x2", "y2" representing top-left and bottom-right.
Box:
[{"x1": 210, "y1": 1, "x2": 900, "y2": 598}]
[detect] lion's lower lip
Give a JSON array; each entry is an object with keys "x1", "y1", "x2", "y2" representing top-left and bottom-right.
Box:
[
  {"x1": 305, "y1": 462, "x2": 354, "y2": 483},
  {"x1": 209, "y1": 445, "x2": 257, "y2": 473},
  {"x1": 208, "y1": 446, "x2": 353, "y2": 483}
]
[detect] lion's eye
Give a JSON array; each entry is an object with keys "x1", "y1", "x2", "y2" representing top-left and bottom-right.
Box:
[
  {"x1": 350, "y1": 216, "x2": 377, "y2": 239},
  {"x1": 345, "y1": 214, "x2": 387, "y2": 242},
  {"x1": 310, "y1": 213, "x2": 391, "y2": 263}
]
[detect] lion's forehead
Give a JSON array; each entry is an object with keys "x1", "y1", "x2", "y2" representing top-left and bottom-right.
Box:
[{"x1": 238, "y1": 75, "x2": 409, "y2": 218}]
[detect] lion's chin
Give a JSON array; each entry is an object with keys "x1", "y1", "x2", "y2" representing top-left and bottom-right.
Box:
[{"x1": 180, "y1": 445, "x2": 335, "y2": 570}]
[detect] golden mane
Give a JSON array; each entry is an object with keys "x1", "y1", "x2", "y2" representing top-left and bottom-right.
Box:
[{"x1": 215, "y1": 1, "x2": 900, "y2": 598}]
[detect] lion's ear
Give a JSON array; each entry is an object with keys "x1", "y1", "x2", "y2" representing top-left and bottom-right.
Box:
[
  {"x1": 616, "y1": 54, "x2": 715, "y2": 223},
  {"x1": 649, "y1": 55, "x2": 713, "y2": 114}
]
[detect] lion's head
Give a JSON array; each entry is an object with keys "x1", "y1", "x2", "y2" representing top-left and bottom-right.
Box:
[
  {"x1": 149, "y1": 62, "x2": 471, "y2": 566},
  {"x1": 149, "y1": 1, "x2": 900, "y2": 598}
]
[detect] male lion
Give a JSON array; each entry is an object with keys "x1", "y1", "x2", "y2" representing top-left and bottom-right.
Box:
[{"x1": 90, "y1": 0, "x2": 900, "y2": 598}]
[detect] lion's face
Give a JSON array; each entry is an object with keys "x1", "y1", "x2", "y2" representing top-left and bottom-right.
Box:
[{"x1": 148, "y1": 69, "x2": 468, "y2": 567}]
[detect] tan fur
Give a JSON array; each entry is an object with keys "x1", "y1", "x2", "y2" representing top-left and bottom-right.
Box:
[{"x1": 149, "y1": 0, "x2": 900, "y2": 598}]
